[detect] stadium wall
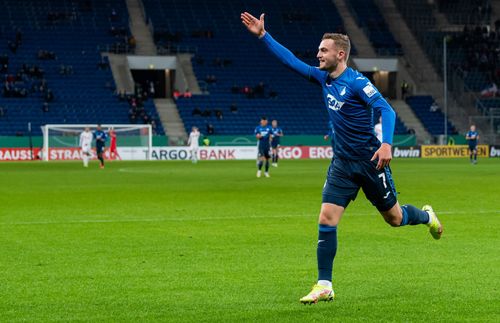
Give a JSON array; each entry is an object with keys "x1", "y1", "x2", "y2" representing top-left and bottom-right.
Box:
[
  {"x1": 0, "y1": 134, "x2": 419, "y2": 148},
  {"x1": 2, "y1": 145, "x2": 500, "y2": 161}
]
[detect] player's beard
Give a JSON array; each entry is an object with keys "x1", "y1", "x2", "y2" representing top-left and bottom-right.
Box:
[{"x1": 319, "y1": 57, "x2": 339, "y2": 72}]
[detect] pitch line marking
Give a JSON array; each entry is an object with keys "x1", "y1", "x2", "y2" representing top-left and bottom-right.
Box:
[{"x1": 1, "y1": 210, "x2": 499, "y2": 226}]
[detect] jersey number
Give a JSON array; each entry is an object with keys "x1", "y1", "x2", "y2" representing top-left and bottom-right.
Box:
[{"x1": 378, "y1": 173, "x2": 387, "y2": 188}]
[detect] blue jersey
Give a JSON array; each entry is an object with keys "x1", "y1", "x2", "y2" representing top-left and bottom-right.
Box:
[
  {"x1": 255, "y1": 125, "x2": 273, "y2": 148},
  {"x1": 94, "y1": 130, "x2": 107, "y2": 147},
  {"x1": 271, "y1": 127, "x2": 283, "y2": 145},
  {"x1": 261, "y1": 33, "x2": 396, "y2": 160},
  {"x1": 466, "y1": 131, "x2": 478, "y2": 144}
]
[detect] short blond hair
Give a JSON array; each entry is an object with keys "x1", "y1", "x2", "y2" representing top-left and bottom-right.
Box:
[{"x1": 322, "y1": 33, "x2": 351, "y2": 61}]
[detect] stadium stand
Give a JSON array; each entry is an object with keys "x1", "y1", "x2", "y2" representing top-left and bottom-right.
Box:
[
  {"x1": 346, "y1": 0, "x2": 403, "y2": 56},
  {"x1": 0, "y1": 0, "x2": 164, "y2": 136},
  {"x1": 436, "y1": 0, "x2": 492, "y2": 25},
  {"x1": 143, "y1": 0, "x2": 409, "y2": 136},
  {"x1": 405, "y1": 96, "x2": 457, "y2": 135}
]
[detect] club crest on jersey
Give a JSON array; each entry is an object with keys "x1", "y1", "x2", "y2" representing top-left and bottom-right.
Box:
[{"x1": 327, "y1": 94, "x2": 345, "y2": 111}]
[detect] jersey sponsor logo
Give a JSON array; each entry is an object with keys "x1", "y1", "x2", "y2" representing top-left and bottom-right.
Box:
[
  {"x1": 363, "y1": 84, "x2": 377, "y2": 98},
  {"x1": 340, "y1": 86, "x2": 346, "y2": 96},
  {"x1": 326, "y1": 94, "x2": 345, "y2": 111}
]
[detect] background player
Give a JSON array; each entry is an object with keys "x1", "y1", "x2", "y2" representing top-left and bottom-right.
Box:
[
  {"x1": 254, "y1": 116, "x2": 272, "y2": 177},
  {"x1": 79, "y1": 127, "x2": 93, "y2": 167},
  {"x1": 188, "y1": 126, "x2": 201, "y2": 163},
  {"x1": 108, "y1": 127, "x2": 121, "y2": 160},
  {"x1": 94, "y1": 124, "x2": 107, "y2": 169},
  {"x1": 241, "y1": 11, "x2": 443, "y2": 304},
  {"x1": 270, "y1": 119, "x2": 283, "y2": 167},
  {"x1": 466, "y1": 124, "x2": 479, "y2": 164}
]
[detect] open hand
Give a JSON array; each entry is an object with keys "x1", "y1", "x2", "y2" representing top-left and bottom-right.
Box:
[
  {"x1": 371, "y1": 143, "x2": 392, "y2": 170},
  {"x1": 241, "y1": 12, "x2": 266, "y2": 38}
]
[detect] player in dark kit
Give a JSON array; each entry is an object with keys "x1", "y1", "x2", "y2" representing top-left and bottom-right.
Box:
[
  {"x1": 254, "y1": 116, "x2": 273, "y2": 177},
  {"x1": 241, "y1": 12, "x2": 443, "y2": 304},
  {"x1": 466, "y1": 125, "x2": 479, "y2": 164},
  {"x1": 94, "y1": 124, "x2": 107, "y2": 169},
  {"x1": 270, "y1": 120, "x2": 283, "y2": 167}
]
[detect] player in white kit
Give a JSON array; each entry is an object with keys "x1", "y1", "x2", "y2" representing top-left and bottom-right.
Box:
[
  {"x1": 80, "y1": 127, "x2": 93, "y2": 167},
  {"x1": 188, "y1": 126, "x2": 201, "y2": 163}
]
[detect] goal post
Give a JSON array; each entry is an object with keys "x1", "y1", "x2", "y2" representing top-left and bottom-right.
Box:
[{"x1": 41, "y1": 124, "x2": 152, "y2": 161}]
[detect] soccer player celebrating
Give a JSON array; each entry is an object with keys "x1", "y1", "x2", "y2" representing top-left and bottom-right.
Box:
[
  {"x1": 94, "y1": 124, "x2": 107, "y2": 169},
  {"x1": 270, "y1": 119, "x2": 283, "y2": 167},
  {"x1": 466, "y1": 124, "x2": 479, "y2": 164},
  {"x1": 108, "y1": 127, "x2": 121, "y2": 160},
  {"x1": 79, "y1": 127, "x2": 93, "y2": 167},
  {"x1": 241, "y1": 12, "x2": 443, "y2": 304},
  {"x1": 188, "y1": 126, "x2": 201, "y2": 163},
  {"x1": 254, "y1": 116, "x2": 273, "y2": 177}
]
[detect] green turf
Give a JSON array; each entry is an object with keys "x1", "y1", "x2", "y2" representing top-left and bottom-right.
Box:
[{"x1": 0, "y1": 159, "x2": 499, "y2": 322}]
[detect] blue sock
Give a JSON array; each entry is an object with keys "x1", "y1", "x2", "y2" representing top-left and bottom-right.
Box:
[
  {"x1": 265, "y1": 161, "x2": 269, "y2": 172},
  {"x1": 317, "y1": 224, "x2": 337, "y2": 282},
  {"x1": 400, "y1": 205, "x2": 430, "y2": 226},
  {"x1": 258, "y1": 161, "x2": 263, "y2": 170}
]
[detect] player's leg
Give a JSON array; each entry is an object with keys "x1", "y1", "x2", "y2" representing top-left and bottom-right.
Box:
[
  {"x1": 473, "y1": 147, "x2": 478, "y2": 164},
  {"x1": 264, "y1": 150, "x2": 270, "y2": 177},
  {"x1": 275, "y1": 146, "x2": 279, "y2": 166},
  {"x1": 361, "y1": 160, "x2": 442, "y2": 239},
  {"x1": 192, "y1": 147, "x2": 198, "y2": 163},
  {"x1": 301, "y1": 159, "x2": 358, "y2": 304},
  {"x1": 469, "y1": 147, "x2": 473, "y2": 163},
  {"x1": 81, "y1": 149, "x2": 88, "y2": 167},
  {"x1": 97, "y1": 148, "x2": 104, "y2": 168},
  {"x1": 257, "y1": 151, "x2": 264, "y2": 177}
]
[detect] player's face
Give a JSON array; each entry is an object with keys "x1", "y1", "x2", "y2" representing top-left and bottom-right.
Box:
[
  {"x1": 317, "y1": 39, "x2": 344, "y2": 72},
  {"x1": 470, "y1": 125, "x2": 476, "y2": 131},
  {"x1": 260, "y1": 119, "x2": 268, "y2": 126},
  {"x1": 272, "y1": 120, "x2": 277, "y2": 127}
]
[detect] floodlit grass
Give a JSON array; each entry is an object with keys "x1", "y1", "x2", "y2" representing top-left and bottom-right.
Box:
[{"x1": 0, "y1": 158, "x2": 499, "y2": 322}]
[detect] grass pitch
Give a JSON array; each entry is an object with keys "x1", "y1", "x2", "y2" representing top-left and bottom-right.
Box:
[{"x1": 0, "y1": 158, "x2": 499, "y2": 322}]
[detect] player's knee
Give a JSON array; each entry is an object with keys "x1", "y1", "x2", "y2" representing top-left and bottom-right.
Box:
[
  {"x1": 385, "y1": 215, "x2": 401, "y2": 227},
  {"x1": 381, "y1": 207, "x2": 402, "y2": 227}
]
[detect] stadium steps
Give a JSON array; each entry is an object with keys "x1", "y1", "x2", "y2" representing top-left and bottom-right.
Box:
[
  {"x1": 375, "y1": 0, "x2": 470, "y2": 136},
  {"x1": 177, "y1": 54, "x2": 202, "y2": 94},
  {"x1": 391, "y1": 100, "x2": 431, "y2": 144},
  {"x1": 126, "y1": 0, "x2": 156, "y2": 55},
  {"x1": 330, "y1": 0, "x2": 376, "y2": 57},
  {"x1": 154, "y1": 99, "x2": 188, "y2": 144},
  {"x1": 375, "y1": 0, "x2": 440, "y2": 85},
  {"x1": 106, "y1": 53, "x2": 135, "y2": 94}
]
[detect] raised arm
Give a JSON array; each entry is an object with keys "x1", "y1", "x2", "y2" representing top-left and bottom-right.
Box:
[{"x1": 240, "y1": 12, "x2": 326, "y2": 83}]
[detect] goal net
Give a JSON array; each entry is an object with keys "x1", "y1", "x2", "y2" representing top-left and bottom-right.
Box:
[{"x1": 41, "y1": 124, "x2": 152, "y2": 161}]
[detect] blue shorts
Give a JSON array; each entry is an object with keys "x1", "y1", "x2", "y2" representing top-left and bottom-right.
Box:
[
  {"x1": 271, "y1": 142, "x2": 280, "y2": 149},
  {"x1": 322, "y1": 158, "x2": 398, "y2": 212},
  {"x1": 96, "y1": 145, "x2": 105, "y2": 155},
  {"x1": 258, "y1": 145, "x2": 270, "y2": 159},
  {"x1": 468, "y1": 143, "x2": 477, "y2": 151}
]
